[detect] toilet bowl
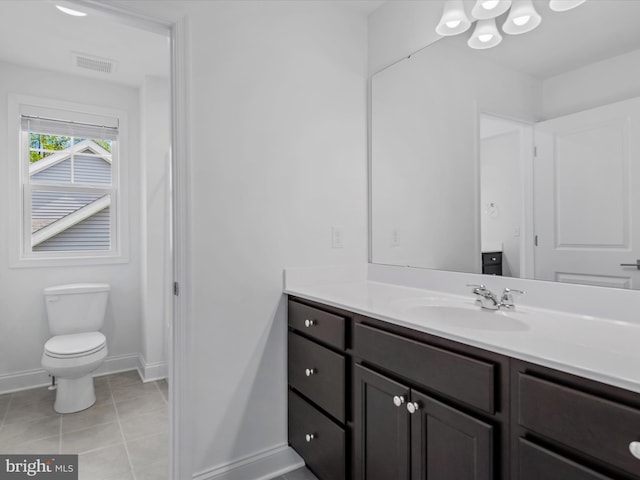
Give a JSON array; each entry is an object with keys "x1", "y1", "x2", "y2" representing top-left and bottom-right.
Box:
[{"x1": 41, "y1": 284, "x2": 110, "y2": 414}]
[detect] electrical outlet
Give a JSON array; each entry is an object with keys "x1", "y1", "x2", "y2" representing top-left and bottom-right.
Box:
[
  {"x1": 332, "y1": 226, "x2": 344, "y2": 249},
  {"x1": 391, "y1": 228, "x2": 400, "y2": 247}
]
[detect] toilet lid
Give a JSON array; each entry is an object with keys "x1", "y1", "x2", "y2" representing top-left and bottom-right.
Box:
[{"x1": 45, "y1": 332, "x2": 106, "y2": 358}]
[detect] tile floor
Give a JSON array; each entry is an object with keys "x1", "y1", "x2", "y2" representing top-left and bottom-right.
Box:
[
  {"x1": 271, "y1": 467, "x2": 319, "y2": 480},
  {"x1": 0, "y1": 370, "x2": 168, "y2": 480}
]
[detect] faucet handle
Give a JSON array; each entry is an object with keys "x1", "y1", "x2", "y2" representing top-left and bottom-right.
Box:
[
  {"x1": 466, "y1": 283, "x2": 486, "y2": 290},
  {"x1": 502, "y1": 287, "x2": 525, "y2": 296},
  {"x1": 501, "y1": 288, "x2": 525, "y2": 309}
]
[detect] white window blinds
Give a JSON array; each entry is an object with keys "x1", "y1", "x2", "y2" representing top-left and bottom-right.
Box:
[{"x1": 21, "y1": 115, "x2": 119, "y2": 141}]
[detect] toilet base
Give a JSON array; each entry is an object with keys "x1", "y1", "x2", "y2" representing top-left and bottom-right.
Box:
[{"x1": 54, "y1": 375, "x2": 96, "y2": 413}]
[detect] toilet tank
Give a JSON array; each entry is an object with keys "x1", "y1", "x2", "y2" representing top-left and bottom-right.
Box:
[{"x1": 44, "y1": 283, "x2": 110, "y2": 335}]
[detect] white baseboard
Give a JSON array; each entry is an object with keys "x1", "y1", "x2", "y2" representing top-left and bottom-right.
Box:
[
  {"x1": 0, "y1": 353, "x2": 140, "y2": 395},
  {"x1": 192, "y1": 444, "x2": 304, "y2": 480},
  {"x1": 137, "y1": 354, "x2": 168, "y2": 382},
  {"x1": 0, "y1": 369, "x2": 52, "y2": 395}
]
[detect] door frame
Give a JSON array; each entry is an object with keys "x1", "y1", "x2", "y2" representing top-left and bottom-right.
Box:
[
  {"x1": 475, "y1": 109, "x2": 535, "y2": 279},
  {"x1": 66, "y1": 2, "x2": 192, "y2": 478}
]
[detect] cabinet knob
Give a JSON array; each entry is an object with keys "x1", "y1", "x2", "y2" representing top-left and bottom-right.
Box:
[
  {"x1": 305, "y1": 368, "x2": 316, "y2": 377},
  {"x1": 406, "y1": 401, "x2": 420, "y2": 414},
  {"x1": 304, "y1": 319, "x2": 316, "y2": 327},
  {"x1": 305, "y1": 433, "x2": 316, "y2": 442},
  {"x1": 393, "y1": 395, "x2": 406, "y2": 407},
  {"x1": 630, "y1": 441, "x2": 640, "y2": 460}
]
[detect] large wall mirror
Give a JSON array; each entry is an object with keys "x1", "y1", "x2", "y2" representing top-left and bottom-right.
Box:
[{"x1": 371, "y1": 0, "x2": 640, "y2": 289}]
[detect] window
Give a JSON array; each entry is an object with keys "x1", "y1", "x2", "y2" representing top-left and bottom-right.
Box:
[{"x1": 9, "y1": 95, "x2": 128, "y2": 266}]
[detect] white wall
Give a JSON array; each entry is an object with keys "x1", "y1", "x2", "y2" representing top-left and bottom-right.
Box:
[
  {"x1": 113, "y1": 1, "x2": 369, "y2": 477},
  {"x1": 542, "y1": 48, "x2": 640, "y2": 120},
  {"x1": 140, "y1": 75, "x2": 171, "y2": 381},
  {"x1": 0, "y1": 61, "x2": 142, "y2": 392}
]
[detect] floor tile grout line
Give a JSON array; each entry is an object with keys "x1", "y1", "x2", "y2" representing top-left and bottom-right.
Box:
[
  {"x1": 0, "y1": 393, "x2": 12, "y2": 429},
  {"x1": 66, "y1": 438, "x2": 123, "y2": 457},
  {"x1": 112, "y1": 376, "x2": 138, "y2": 480},
  {"x1": 58, "y1": 410, "x2": 63, "y2": 455}
]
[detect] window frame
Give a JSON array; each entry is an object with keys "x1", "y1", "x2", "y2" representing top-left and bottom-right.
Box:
[{"x1": 8, "y1": 94, "x2": 129, "y2": 267}]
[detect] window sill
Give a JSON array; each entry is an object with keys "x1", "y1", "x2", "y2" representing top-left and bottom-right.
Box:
[{"x1": 10, "y1": 253, "x2": 130, "y2": 269}]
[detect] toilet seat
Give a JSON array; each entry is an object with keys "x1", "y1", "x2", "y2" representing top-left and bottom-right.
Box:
[{"x1": 44, "y1": 332, "x2": 106, "y2": 359}]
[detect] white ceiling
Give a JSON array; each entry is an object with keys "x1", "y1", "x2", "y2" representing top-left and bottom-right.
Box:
[
  {"x1": 0, "y1": 1, "x2": 169, "y2": 87},
  {"x1": 3, "y1": 0, "x2": 629, "y2": 88},
  {"x1": 448, "y1": 0, "x2": 640, "y2": 79},
  {"x1": 0, "y1": 0, "x2": 384, "y2": 88},
  {"x1": 341, "y1": 0, "x2": 386, "y2": 15}
]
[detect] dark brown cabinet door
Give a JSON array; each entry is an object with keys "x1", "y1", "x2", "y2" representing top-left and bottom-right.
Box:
[
  {"x1": 354, "y1": 364, "x2": 411, "y2": 480},
  {"x1": 410, "y1": 390, "x2": 494, "y2": 480}
]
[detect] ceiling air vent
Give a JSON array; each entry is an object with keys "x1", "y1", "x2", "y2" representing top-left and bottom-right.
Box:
[{"x1": 72, "y1": 52, "x2": 117, "y2": 74}]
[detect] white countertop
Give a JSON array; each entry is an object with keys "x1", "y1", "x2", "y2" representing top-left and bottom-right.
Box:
[{"x1": 285, "y1": 277, "x2": 640, "y2": 394}]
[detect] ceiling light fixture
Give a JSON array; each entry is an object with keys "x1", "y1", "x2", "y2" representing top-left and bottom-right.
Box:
[
  {"x1": 55, "y1": 5, "x2": 88, "y2": 17},
  {"x1": 549, "y1": 0, "x2": 586, "y2": 12},
  {"x1": 436, "y1": 0, "x2": 472, "y2": 36},
  {"x1": 438, "y1": 0, "x2": 586, "y2": 49},
  {"x1": 468, "y1": 19, "x2": 503, "y2": 49},
  {"x1": 471, "y1": 0, "x2": 512, "y2": 20},
  {"x1": 503, "y1": 0, "x2": 541, "y2": 35}
]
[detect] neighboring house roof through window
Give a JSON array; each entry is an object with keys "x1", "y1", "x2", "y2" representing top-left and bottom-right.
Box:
[{"x1": 29, "y1": 139, "x2": 113, "y2": 249}]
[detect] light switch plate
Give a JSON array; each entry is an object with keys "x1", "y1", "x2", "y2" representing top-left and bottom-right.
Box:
[{"x1": 332, "y1": 226, "x2": 344, "y2": 249}]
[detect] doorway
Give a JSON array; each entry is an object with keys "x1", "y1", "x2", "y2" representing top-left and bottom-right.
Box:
[
  {"x1": 0, "y1": 1, "x2": 184, "y2": 478},
  {"x1": 479, "y1": 113, "x2": 534, "y2": 279}
]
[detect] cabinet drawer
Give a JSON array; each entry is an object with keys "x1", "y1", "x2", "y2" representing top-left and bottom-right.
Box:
[
  {"x1": 482, "y1": 252, "x2": 502, "y2": 265},
  {"x1": 482, "y1": 264, "x2": 502, "y2": 276},
  {"x1": 288, "y1": 332, "x2": 345, "y2": 422},
  {"x1": 289, "y1": 390, "x2": 345, "y2": 480},
  {"x1": 289, "y1": 300, "x2": 345, "y2": 350},
  {"x1": 518, "y1": 374, "x2": 640, "y2": 477},
  {"x1": 519, "y1": 438, "x2": 613, "y2": 480},
  {"x1": 354, "y1": 323, "x2": 495, "y2": 413}
]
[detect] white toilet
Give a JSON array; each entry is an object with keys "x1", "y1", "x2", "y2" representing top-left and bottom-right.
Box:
[{"x1": 41, "y1": 283, "x2": 109, "y2": 414}]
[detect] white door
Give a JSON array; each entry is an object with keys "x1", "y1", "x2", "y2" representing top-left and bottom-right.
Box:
[{"x1": 534, "y1": 97, "x2": 640, "y2": 289}]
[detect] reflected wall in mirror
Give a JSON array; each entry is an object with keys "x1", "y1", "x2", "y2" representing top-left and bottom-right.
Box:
[{"x1": 371, "y1": 0, "x2": 640, "y2": 289}]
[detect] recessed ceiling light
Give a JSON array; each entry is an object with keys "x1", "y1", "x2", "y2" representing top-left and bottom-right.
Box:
[{"x1": 56, "y1": 5, "x2": 88, "y2": 17}]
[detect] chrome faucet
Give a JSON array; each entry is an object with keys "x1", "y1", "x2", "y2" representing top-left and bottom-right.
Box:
[
  {"x1": 468, "y1": 285, "x2": 525, "y2": 310},
  {"x1": 467, "y1": 284, "x2": 500, "y2": 310}
]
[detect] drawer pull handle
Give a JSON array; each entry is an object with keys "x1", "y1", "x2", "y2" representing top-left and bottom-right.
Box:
[
  {"x1": 393, "y1": 395, "x2": 406, "y2": 407},
  {"x1": 305, "y1": 433, "x2": 316, "y2": 442},
  {"x1": 407, "y1": 401, "x2": 420, "y2": 414},
  {"x1": 304, "y1": 319, "x2": 316, "y2": 327},
  {"x1": 630, "y1": 441, "x2": 640, "y2": 460},
  {"x1": 305, "y1": 368, "x2": 316, "y2": 377}
]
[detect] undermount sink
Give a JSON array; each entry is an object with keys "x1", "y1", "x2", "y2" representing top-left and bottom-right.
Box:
[{"x1": 395, "y1": 298, "x2": 530, "y2": 331}]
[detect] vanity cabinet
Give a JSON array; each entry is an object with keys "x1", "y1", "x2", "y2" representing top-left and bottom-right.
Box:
[
  {"x1": 287, "y1": 295, "x2": 640, "y2": 480},
  {"x1": 512, "y1": 360, "x2": 640, "y2": 480},
  {"x1": 352, "y1": 317, "x2": 509, "y2": 480},
  {"x1": 287, "y1": 299, "x2": 351, "y2": 480}
]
